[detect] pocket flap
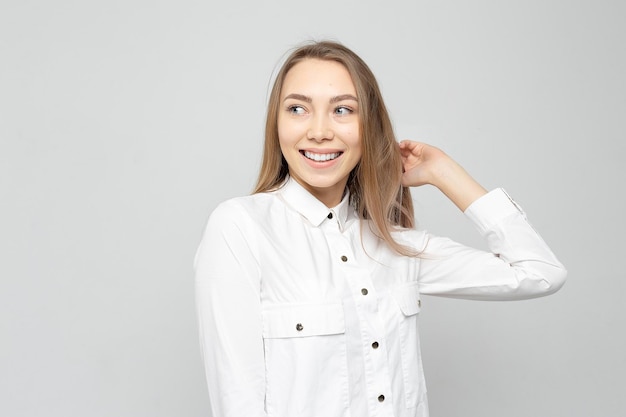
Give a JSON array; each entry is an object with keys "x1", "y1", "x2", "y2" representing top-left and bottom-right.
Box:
[
  {"x1": 393, "y1": 282, "x2": 422, "y2": 316},
  {"x1": 262, "y1": 302, "x2": 345, "y2": 339}
]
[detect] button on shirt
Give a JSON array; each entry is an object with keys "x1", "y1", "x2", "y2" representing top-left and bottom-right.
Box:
[{"x1": 194, "y1": 177, "x2": 566, "y2": 417}]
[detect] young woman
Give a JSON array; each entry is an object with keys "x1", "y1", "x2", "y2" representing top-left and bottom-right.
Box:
[{"x1": 195, "y1": 41, "x2": 566, "y2": 417}]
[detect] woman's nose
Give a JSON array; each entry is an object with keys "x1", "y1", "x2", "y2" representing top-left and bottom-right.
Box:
[{"x1": 306, "y1": 114, "x2": 334, "y2": 142}]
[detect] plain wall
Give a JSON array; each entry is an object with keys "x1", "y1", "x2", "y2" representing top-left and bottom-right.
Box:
[{"x1": 1, "y1": 1, "x2": 624, "y2": 416}]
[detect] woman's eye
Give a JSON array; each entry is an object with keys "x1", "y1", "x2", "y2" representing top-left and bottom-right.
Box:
[
  {"x1": 334, "y1": 106, "x2": 353, "y2": 116},
  {"x1": 287, "y1": 105, "x2": 306, "y2": 115}
]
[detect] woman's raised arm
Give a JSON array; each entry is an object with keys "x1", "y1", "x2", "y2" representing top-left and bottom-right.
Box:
[{"x1": 399, "y1": 140, "x2": 487, "y2": 211}]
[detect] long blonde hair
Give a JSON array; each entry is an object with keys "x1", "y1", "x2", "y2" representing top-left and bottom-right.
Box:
[{"x1": 254, "y1": 41, "x2": 416, "y2": 256}]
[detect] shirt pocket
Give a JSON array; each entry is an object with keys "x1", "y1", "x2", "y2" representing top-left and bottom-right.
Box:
[
  {"x1": 261, "y1": 302, "x2": 350, "y2": 417},
  {"x1": 262, "y1": 302, "x2": 345, "y2": 338},
  {"x1": 394, "y1": 281, "x2": 422, "y2": 316},
  {"x1": 393, "y1": 282, "x2": 427, "y2": 409}
]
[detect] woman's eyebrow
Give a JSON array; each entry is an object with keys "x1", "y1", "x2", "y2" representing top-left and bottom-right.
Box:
[
  {"x1": 330, "y1": 94, "x2": 358, "y2": 103},
  {"x1": 283, "y1": 93, "x2": 312, "y2": 103}
]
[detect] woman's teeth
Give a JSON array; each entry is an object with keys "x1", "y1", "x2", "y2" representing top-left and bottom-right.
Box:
[{"x1": 303, "y1": 151, "x2": 341, "y2": 161}]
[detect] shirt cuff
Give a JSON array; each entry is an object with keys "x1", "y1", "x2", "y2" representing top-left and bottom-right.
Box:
[{"x1": 464, "y1": 188, "x2": 526, "y2": 235}]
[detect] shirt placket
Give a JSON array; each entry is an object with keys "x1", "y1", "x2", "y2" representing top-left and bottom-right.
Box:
[{"x1": 323, "y1": 219, "x2": 395, "y2": 417}]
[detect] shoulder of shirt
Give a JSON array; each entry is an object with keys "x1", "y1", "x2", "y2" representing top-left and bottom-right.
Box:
[
  {"x1": 355, "y1": 220, "x2": 431, "y2": 253},
  {"x1": 392, "y1": 225, "x2": 429, "y2": 243},
  {"x1": 208, "y1": 192, "x2": 278, "y2": 226}
]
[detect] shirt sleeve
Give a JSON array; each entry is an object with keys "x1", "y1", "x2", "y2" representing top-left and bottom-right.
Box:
[
  {"x1": 417, "y1": 188, "x2": 567, "y2": 300},
  {"x1": 194, "y1": 200, "x2": 268, "y2": 417}
]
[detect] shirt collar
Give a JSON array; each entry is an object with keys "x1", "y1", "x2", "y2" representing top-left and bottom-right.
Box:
[{"x1": 277, "y1": 177, "x2": 352, "y2": 228}]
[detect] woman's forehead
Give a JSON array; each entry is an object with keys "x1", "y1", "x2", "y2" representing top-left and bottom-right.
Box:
[{"x1": 281, "y1": 59, "x2": 356, "y2": 98}]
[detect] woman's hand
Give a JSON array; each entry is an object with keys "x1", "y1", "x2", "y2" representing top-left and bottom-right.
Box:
[
  {"x1": 398, "y1": 140, "x2": 488, "y2": 211},
  {"x1": 399, "y1": 141, "x2": 451, "y2": 188}
]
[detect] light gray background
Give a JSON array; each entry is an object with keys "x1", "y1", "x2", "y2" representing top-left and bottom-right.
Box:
[{"x1": 1, "y1": 1, "x2": 624, "y2": 416}]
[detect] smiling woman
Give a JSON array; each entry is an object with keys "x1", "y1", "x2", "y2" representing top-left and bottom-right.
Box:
[
  {"x1": 256, "y1": 41, "x2": 416, "y2": 256},
  {"x1": 194, "y1": 40, "x2": 567, "y2": 417}
]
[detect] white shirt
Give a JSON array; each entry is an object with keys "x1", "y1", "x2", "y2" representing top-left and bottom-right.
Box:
[{"x1": 194, "y1": 178, "x2": 566, "y2": 417}]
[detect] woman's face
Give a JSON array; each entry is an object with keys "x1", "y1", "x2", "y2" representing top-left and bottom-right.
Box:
[{"x1": 278, "y1": 58, "x2": 362, "y2": 207}]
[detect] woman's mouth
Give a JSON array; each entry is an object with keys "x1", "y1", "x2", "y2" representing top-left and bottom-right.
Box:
[{"x1": 301, "y1": 150, "x2": 343, "y2": 162}]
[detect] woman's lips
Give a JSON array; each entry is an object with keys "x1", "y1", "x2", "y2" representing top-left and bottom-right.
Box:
[{"x1": 301, "y1": 150, "x2": 343, "y2": 162}]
